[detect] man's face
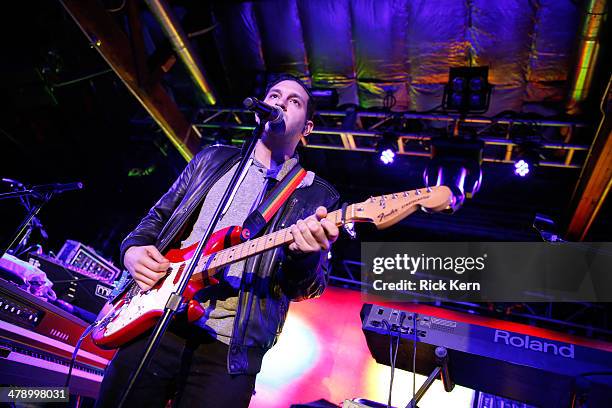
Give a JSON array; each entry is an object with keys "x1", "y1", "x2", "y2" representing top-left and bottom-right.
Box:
[{"x1": 263, "y1": 80, "x2": 313, "y2": 145}]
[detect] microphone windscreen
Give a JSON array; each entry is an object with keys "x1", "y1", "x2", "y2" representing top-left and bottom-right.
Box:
[{"x1": 243, "y1": 97, "x2": 256, "y2": 109}]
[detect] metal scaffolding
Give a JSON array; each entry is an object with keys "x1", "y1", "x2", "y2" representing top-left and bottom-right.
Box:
[{"x1": 195, "y1": 107, "x2": 591, "y2": 169}]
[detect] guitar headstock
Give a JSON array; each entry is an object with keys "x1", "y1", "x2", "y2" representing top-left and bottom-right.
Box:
[{"x1": 347, "y1": 186, "x2": 454, "y2": 229}]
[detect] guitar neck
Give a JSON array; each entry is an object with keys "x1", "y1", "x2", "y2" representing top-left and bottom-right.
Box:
[{"x1": 193, "y1": 208, "x2": 347, "y2": 279}]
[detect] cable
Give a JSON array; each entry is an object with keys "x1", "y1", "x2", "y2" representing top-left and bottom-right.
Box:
[
  {"x1": 106, "y1": 0, "x2": 126, "y2": 13},
  {"x1": 64, "y1": 323, "x2": 97, "y2": 387},
  {"x1": 382, "y1": 320, "x2": 399, "y2": 408},
  {"x1": 382, "y1": 315, "x2": 406, "y2": 408},
  {"x1": 412, "y1": 313, "x2": 417, "y2": 401},
  {"x1": 52, "y1": 69, "x2": 113, "y2": 88},
  {"x1": 64, "y1": 301, "x2": 118, "y2": 389},
  {"x1": 187, "y1": 24, "x2": 219, "y2": 39},
  {"x1": 391, "y1": 331, "x2": 399, "y2": 408}
]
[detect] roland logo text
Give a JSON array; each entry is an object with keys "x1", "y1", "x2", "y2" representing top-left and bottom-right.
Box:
[{"x1": 493, "y1": 330, "x2": 574, "y2": 359}]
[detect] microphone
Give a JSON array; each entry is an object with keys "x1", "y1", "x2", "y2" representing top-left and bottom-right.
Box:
[
  {"x1": 243, "y1": 97, "x2": 284, "y2": 123},
  {"x1": 30, "y1": 182, "x2": 84, "y2": 195}
]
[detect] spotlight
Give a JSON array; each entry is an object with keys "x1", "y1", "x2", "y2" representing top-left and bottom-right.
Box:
[
  {"x1": 377, "y1": 132, "x2": 397, "y2": 165},
  {"x1": 514, "y1": 159, "x2": 530, "y2": 177},
  {"x1": 380, "y1": 148, "x2": 395, "y2": 164},
  {"x1": 443, "y1": 67, "x2": 491, "y2": 113},
  {"x1": 423, "y1": 137, "x2": 484, "y2": 203},
  {"x1": 310, "y1": 87, "x2": 339, "y2": 109},
  {"x1": 512, "y1": 142, "x2": 540, "y2": 177}
]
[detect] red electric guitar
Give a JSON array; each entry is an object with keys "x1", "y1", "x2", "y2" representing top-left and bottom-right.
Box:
[{"x1": 91, "y1": 186, "x2": 453, "y2": 349}]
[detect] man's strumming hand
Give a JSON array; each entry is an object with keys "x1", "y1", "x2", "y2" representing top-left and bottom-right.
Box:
[{"x1": 124, "y1": 245, "x2": 170, "y2": 291}]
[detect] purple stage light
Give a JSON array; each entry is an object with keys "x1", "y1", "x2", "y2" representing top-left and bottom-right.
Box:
[
  {"x1": 514, "y1": 159, "x2": 530, "y2": 177},
  {"x1": 380, "y1": 148, "x2": 395, "y2": 164}
]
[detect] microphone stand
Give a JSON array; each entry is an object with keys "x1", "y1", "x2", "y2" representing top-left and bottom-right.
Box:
[
  {"x1": 0, "y1": 189, "x2": 54, "y2": 258},
  {"x1": 117, "y1": 119, "x2": 268, "y2": 407}
]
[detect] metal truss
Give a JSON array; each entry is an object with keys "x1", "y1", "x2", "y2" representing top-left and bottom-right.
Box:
[
  {"x1": 195, "y1": 107, "x2": 591, "y2": 169},
  {"x1": 194, "y1": 107, "x2": 608, "y2": 336}
]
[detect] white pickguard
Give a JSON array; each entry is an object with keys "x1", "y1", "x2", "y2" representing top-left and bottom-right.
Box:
[{"x1": 103, "y1": 261, "x2": 186, "y2": 337}]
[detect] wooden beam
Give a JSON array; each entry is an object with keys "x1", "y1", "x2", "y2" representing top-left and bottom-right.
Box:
[
  {"x1": 60, "y1": 0, "x2": 200, "y2": 161},
  {"x1": 125, "y1": 0, "x2": 148, "y2": 87},
  {"x1": 566, "y1": 80, "x2": 612, "y2": 240}
]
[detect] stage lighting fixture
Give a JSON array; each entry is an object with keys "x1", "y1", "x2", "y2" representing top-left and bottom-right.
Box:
[
  {"x1": 443, "y1": 67, "x2": 491, "y2": 113},
  {"x1": 380, "y1": 148, "x2": 395, "y2": 164},
  {"x1": 514, "y1": 160, "x2": 530, "y2": 177},
  {"x1": 513, "y1": 142, "x2": 540, "y2": 178},
  {"x1": 423, "y1": 137, "x2": 484, "y2": 203},
  {"x1": 310, "y1": 87, "x2": 339, "y2": 109},
  {"x1": 377, "y1": 132, "x2": 397, "y2": 165}
]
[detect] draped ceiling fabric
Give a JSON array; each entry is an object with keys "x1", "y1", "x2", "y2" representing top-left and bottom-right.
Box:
[{"x1": 211, "y1": 0, "x2": 580, "y2": 115}]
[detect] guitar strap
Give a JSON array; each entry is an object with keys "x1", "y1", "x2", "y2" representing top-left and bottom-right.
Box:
[{"x1": 240, "y1": 163, "x2": 307, "y2": 241}]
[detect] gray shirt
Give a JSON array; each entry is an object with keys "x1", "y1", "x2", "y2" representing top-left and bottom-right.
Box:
[{"x1": 181, "y1": 156, "x2": 303, "y2": 344}]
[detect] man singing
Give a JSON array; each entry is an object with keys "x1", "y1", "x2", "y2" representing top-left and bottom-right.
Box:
[{"x1": 95, "y1": 75, "x2": 340, "y2": 407}]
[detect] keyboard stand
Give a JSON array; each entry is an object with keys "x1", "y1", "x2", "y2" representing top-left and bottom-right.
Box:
[{"x1": 405, "y1": 347, "x2": 454, "y2": 408}]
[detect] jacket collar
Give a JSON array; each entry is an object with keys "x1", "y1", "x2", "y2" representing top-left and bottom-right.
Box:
[{"x1": 250, "y1": 152, "x2": 315, "y2": 188}]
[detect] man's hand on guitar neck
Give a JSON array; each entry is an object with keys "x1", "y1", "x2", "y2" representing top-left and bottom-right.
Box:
[
  {"x1": 122, "y1": 206, "x2": 337, "y2": 291},
  {"x1": 124, "y1": 245, "x2": 170, "y2": 291},
  {"x1": 288, "y1": 206, "x2": 339, "y2": 255}
]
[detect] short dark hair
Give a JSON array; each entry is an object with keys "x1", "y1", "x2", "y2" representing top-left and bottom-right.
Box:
[{"x1": 263, "y1": 74, "x2": 315, "y2": 122}]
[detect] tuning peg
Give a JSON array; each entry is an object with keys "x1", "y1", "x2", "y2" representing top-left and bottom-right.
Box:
[
  {"x1": 415, "y1": 189, "x2": 421, "y2": 195},
  {"x1": 379, "y1": 196, "x2": 386, "y2": 209},
  {"x1": 369, "y1": 196, "x2": 374, "y2": 203},
  {"x1": 403, "y1": 191, "x2": 408, "y2": 197},
  {"x1": 343, "y1": 222, "x2": 357, "y2": 239},
  {"x1": 392, "y1": 193, "x2": 397, "y2": 199},
  {"x1": 426, "y1": 186, "x2": 432, "y2": 192}
]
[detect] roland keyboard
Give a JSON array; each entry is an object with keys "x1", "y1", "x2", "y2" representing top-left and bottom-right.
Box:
[{"x1": 361, "y1": 304, "x2": 612, "y2": 408}]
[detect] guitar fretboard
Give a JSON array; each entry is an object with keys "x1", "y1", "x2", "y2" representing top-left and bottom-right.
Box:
[
  {"x1": 185, "y1": 186, "x2": 449, "y2": 281},
  {"x1": 192, "y1": 207, "x2": 347, "y2": 279}
]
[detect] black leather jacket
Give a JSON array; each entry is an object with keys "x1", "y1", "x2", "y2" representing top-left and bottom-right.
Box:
[{"x1": 119, "y1": 145, "x2": 340, "y2": 374}]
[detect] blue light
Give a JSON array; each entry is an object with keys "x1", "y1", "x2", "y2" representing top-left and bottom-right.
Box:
[
  {"x1": 514, "y1": 159, "x2": 530, "y2": 177},
  {"x1": 380, "y1": 148, "x2": 395, "y2": 164},
  {"x1": 452, "y1": 77, "x2": 466, "y2": 92},
  {"x1": 469, "y1": 77, "x2": 484, "y2": 91},
  {"x1": 469, "y1": 93, "x2": 484, "y2": 108},
  {"x1": 450, "y1": 92, "x2": 464, "y2": 107}
]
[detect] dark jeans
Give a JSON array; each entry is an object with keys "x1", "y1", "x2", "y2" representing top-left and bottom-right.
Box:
[{"x1": 94, "y1": 324, "x2": 256, "y2": 408}]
